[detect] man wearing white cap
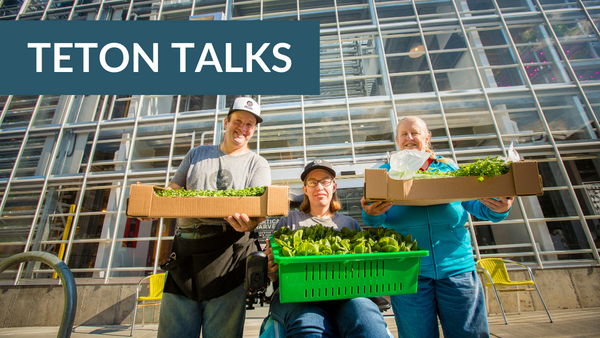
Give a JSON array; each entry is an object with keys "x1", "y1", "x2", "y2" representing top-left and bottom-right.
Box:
[{"x1": 155, "y1": 97, "x2": 270, "y2": 338}]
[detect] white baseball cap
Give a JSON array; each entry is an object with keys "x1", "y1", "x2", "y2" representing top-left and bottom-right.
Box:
[{"x1": 228, "y1": 97, "x2": 263, "y2": 123}]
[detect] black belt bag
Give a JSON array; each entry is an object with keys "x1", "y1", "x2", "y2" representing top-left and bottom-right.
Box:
[{"x1": 161, "y1": 227, "x2": 259, "y2": 302}]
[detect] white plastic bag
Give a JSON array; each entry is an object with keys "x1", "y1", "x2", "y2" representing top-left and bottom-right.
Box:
[
  {"x1": 499, "y1": 142, "x2": 521, "y2": 164},
  {"x1": 388, "y1": 149, "x2": 432, "y2": 180}
]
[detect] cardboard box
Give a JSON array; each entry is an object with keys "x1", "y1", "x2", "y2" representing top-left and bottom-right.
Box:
[
  {"x1": 364, "y1": 161, "x2": 543, "y2": 206},
  {"x1": 126, "y1": 184, "x2": 289, "y2": 218}
]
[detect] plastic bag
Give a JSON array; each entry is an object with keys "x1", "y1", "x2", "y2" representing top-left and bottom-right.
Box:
[
  {"x1": 499, "y1": 142, "x2": 521, "y2": 164},
  {"x1": 388, "y1": 149, "x2": 431, "y2": 180}
]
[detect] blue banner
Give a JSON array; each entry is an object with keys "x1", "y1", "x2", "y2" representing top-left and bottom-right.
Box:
[{"x1": 0, "y1": 21, "x2": 320, "y2": 95}]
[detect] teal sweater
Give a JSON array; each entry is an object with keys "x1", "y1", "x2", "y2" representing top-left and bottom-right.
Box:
[{"x1": 362, "y1": 157, "x2": 509, "y2": 280}]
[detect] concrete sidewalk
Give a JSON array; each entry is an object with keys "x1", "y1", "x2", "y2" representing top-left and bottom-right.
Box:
[{"x1": 0, "y1": 307, "x2": 598, "y2": 338}]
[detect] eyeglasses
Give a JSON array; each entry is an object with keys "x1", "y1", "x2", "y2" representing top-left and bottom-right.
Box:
[{"x1": 305, "y1": 179, "x2": 333, "y2": 187}]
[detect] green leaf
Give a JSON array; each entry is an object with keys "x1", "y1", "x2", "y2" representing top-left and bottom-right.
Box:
[
  {"x1": 293, "y1": 230, "x2": 304, "y2": 249},
  {"x1": 282, "y1": 247, "x2": 294, "y2": 257},
  {"x1": 354, "y1": 243, "x2": 366, "y2": 254},
  {"x1": 381, "y1": 245, "x2": 399, "y2": 252},
  {"x1": 273, "y1": 238, "x2": 288, "y2": 248}
]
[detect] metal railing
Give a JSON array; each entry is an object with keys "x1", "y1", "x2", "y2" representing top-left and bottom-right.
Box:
[{"x1": 0, "y1": 252, "x2": 77, "y2": 338}]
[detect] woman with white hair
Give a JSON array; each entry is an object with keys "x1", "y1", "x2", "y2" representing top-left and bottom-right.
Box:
[{"x1": 362, "y1": 116, "x2": 514, "y2": 338}]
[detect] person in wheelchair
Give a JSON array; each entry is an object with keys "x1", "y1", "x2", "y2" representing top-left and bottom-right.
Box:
[{"x1": 263, "y1": 159, "x2": 390, "y2": 338}]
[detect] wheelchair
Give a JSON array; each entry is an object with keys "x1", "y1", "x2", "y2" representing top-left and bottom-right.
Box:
[{"x1": 245, "y1": 251, "x2": 393, "y2": 337}]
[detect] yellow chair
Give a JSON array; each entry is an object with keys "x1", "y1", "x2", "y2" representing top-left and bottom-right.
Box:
[
  {"x1": 130, "y1": 273, "x2": 165, "y2": 336},
  {"x1": 476, "y1": 258, "x2": 552, "y2": 324}
]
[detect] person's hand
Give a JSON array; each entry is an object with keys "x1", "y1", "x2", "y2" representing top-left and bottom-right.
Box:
[
  {"x1": 225, "y1": 213, "x2": 265, "y2": 232},
  {"x1": 137, "y1": 217, "x2": 158, "y2": 222},
  {"x1": 361, "y1": 197, "x2": 393, "y2": 217},
  {"x1": 479, "y1": 197, "x2": 514, "y2": 213},
  {"x1": 264, "y1": 239, "x2": 278, "y2": 283}
]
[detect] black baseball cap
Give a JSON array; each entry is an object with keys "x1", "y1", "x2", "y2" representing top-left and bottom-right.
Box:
[{"x1": 301, "y1": 159, "x2": 336, "y2": 181}]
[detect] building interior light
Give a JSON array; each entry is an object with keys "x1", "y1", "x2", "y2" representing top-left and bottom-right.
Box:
[{"x1": 409, "y1": 45, "x2": 425, "y2": 58}]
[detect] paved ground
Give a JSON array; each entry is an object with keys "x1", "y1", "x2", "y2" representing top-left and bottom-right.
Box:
[{"x1": 0, "y1": 307, "x2": 598, "y2": 337}]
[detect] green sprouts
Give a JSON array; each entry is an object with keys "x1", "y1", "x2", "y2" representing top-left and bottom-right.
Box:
[
  {"x1": 414, "y1": 156, "x2": 511, "y2": 182},
  {"x1": 155, "y1": 186, "x2": 266, "y2": 197}
]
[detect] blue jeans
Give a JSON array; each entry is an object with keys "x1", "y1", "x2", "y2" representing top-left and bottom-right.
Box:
[
  {"x1": 390, "y1": 270, "x2": 489, "y2": 338},
  {"x1": 270, "y1": 292, "x2": 389, "y2": 338},
  {"x1": 157, "y1": 282, "x2": 246, "y2": 338}
]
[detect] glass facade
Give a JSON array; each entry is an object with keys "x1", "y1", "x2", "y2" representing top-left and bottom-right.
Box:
[{"x1": 1, "y1": 0, "x2": 600, "y2": 284}]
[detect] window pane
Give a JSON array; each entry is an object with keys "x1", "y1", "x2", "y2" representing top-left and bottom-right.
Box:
[
  {"x1": 0, "y1": 134, "x2": 20, "y2": 179},
  {"x1": 489, "y1": 91, "x2": 549, "y2": 146},
  {"x1": 376, "y1": 2, "x2": 414, "y2": 24},
  {"x1": 425, "y1": 31, "x2": 466, "y2": 52},
  {"x1": 90, "y1": 126, "x2": 134, "y2": 174},
  {"x1": 1, "y1": 96, "x2": 38, "y2": 130},
  {"x1": 431, "y1": 51, "x2": 474, "y2": 71},
  {"x1": 435, "y1": 69, "x2": 480, "y2": 91},
  {"x1": 537, "y1": 91, "x2": 598, "y2": 143},
  {"x1": 391, "y1": 74, "x2": 434, "y2": 94},
  {"x1": 416, "y1": 0, "x2": 456, "y2": 21},
  {"x1": 337, "y1": 187, "x2": 366, "y2": 227},
  {"x1": 178, "y1": 95, "x2": 217, "y2": 112},
  {"x1": 479, "y1": 66, "x2": 525, "y2": 88},
  {"x1": 442, "y1": 95, "x2": 501, "y2": 150},
  {"x1": 350, "y1": 105, "x2": 395, "y2": 156},
  {"x1": 301, "y1": 8, "x2": 337, "y2": 26},
  {"x1": 337, "y1": 5, "x2": 370, "y2": 26},
  {"x1": 304, "y1": 107, "x2": 353, "y2": 159},
  {"x1": 15, "y1": 136, "x2": 47, "y2": 178},
  {"x1": 582, "y1": 85, "x2": 600, "y2": 121},
  {"x1": 33, "y1": 95, "x2": 62, "y2": 127},
  {"x1": 174, "y1": 115, "x2": 216, "y2": 156},
  {"x1": 259, "y1": 109, "x2": 305, "y2": 163},
  {"x1": 300, "y1": 0, "x2": 334, "y2": 11},
  {"x1": 509, "y1": 24, "x2": 569, "y2": 84}
]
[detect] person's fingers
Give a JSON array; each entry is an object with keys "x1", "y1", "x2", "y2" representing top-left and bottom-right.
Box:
[
  {"x1": 224, "y1": 215, "x2": 246, "y2": 232},
  {"x1": 238, "y1": 213, "x2": 250, "y2": 224},
  {"x1": 224, "y1": 216, "x2": 237, "y2": 228},
  {"x1": 373, "y1": 201, "x2": 393, "y2": 213},
  {"x1": 379, "y1": 202, "x2": 393, "y2": 212},
  {"x1": 360, "y1": 198, "x2": 372, "y2": 213},
  {"x1": 480, "y1": 197, "x2": 513, "y2": 213},
  {"x1": 478, "y1": 198, "x2": 494, "y2": 209},
  {"x1": 232, "y1": 213, "x2": 248, "y2": 229},
  {"x1": 362, "y1": 200, "x2": 390, "y2": 216}
]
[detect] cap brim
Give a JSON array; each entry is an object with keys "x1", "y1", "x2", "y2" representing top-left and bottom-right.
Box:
[
  {"x1": 301, "y1": 166, "x2": 336, "y2": 181},
  {"x1": 228, "y1": 108, "x2": 263, "y2": 123}
]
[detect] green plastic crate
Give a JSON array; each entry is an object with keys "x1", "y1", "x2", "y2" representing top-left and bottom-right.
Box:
[{"x1": 271, "y1": 235, "x2": 429, "y2": 303}]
